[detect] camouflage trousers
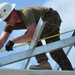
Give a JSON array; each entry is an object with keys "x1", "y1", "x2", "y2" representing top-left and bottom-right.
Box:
[{"x1": 35, "y1": 9, "x2": 73, "y2": 70}]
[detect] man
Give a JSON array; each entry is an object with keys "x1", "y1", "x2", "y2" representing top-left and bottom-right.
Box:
[{"x1": 0, "y1": 2, "x2": 73, "y2": 70}]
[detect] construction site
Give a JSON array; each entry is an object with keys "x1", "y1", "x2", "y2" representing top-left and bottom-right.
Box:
[
  {"x1": 0, "y1": 0, "x2": 75, "y2": 75},
  {"x1": 0, "y1": 18, "x2": 75, "y2": 75}
]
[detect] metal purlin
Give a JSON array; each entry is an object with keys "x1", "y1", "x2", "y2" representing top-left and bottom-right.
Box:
[{"x1": 0, "y1": 29, "x2": 75, "y2": 52}]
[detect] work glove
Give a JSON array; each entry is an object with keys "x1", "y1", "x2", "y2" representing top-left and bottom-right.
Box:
[{"x1": 5, "y1": 40, "x2": 14, "y2": 51}]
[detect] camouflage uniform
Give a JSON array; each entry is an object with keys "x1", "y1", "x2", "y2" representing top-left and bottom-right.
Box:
[
  {"x1": 35, "y1": 9, "x2": 73, "y2": 70},
  {"x1": 3, "y1": 6, "x2": 73, "y2": 70}
]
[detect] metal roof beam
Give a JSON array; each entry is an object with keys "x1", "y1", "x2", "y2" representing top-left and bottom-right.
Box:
[
  {"x1": 21, "y1": 17, "x2": 46, "y2": 69},
  {"x1": 0, "y1": 36, "x2": 75, "y2": 66}
]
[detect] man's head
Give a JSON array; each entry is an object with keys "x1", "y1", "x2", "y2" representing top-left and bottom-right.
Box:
[{"x1": 0, "y1": 2, "x2": 16, "y2": 21}]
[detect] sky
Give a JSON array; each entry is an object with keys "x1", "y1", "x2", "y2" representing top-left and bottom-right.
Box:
[{"x1": 0, "y1": 0, "x2": 75, "y2": 70}]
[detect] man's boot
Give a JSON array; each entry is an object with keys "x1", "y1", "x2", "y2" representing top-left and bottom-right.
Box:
[
  {"x1": 29, "y1": 52, "x2": 52, "y2": 70},
  {"x1": 29, "y1": 60, "x2": 52, "y2": 70}
]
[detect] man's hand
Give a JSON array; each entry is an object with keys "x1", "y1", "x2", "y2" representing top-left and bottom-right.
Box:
[{"x1": 5, "y1": 40, "x2": 14, "y2": 51}]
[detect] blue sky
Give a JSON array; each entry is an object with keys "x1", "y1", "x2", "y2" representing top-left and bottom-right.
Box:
[{"x1": 0, "y1": 0, "x2": 75, "y2": 70}]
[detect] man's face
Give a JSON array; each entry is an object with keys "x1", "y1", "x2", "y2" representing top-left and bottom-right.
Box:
[{"x1": 4, "y1": 12, "x2": 16, "y2": 26}]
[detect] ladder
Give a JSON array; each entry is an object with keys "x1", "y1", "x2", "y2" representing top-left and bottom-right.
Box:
[{"x1": 0, "y1": 18, "x2": 75, "y2": 75}]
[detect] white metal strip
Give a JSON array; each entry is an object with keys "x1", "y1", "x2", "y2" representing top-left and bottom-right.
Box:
[
  {"x1": 0, "y1": 36, "x2": 75, "y2": 66},
  {"x1": 29, "y1": 17, "x2": 46, "y2": 49},
  {"x1": 21, "y1": 18, "x2": 46, "y2": 69}
]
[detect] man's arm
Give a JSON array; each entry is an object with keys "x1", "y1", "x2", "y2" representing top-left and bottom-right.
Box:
[
  {"x1": 0, "y1": 31, "x2": 10, "y2": 49},
  {"x1": 11, "y1": 23, "x2": 36, "y2": 43}
]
